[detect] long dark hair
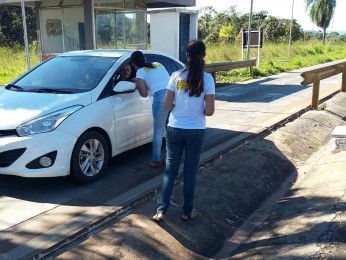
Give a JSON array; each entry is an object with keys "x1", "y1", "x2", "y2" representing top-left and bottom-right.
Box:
[
  {"x1": 130, "y1": 51, "x2": 154, "y2": 68},
  {"x1": 185, "y1": 39, "x2": 206, "y2": 97}
]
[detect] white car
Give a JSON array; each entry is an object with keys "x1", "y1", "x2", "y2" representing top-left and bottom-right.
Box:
[{"x1": 0, "y1": 50, "x2": 184, "y2": 183}]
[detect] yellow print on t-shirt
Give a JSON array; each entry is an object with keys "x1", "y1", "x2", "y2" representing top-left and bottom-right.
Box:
[
  {"x1": 176, "y1": 80, "x2": 187, "y2": 90},
  {"x1": 144, "y1": 62, "x2": 162, "y2": 72}
]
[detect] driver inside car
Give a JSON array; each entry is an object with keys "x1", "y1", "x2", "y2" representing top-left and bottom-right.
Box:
[
  {"x1": 120, "y1": 63, "x2": 133, "y2": 81},
  {"x1": 114, "y1": 63, "x2": 136, "y2": 86}
]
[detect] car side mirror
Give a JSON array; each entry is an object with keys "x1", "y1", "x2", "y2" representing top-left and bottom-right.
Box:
[{"x1": 113, "y1": 81, "x2": 136, "y2": 94}]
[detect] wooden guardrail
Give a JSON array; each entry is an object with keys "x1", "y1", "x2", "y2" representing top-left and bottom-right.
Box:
[
  {"x1": 205, "y1": 59, "x2": 256, "y2": 79},
  {"x1": 300, "y1": 60, "x2": 346, "y2": 109}
]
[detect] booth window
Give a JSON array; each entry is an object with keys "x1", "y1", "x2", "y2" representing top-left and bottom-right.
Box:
[{"x1": 95, "y1": 8, "x2": 147, "y2": 50}]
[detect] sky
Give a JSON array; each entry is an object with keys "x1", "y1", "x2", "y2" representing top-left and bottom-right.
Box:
[{"x1": 194, "y1": 0, "x2": 345, "y2": 32}]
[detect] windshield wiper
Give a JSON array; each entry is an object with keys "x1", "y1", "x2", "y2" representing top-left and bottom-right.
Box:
[
  {"x1": 29, "y1": 88, "x2": 74, "y2": 94},
  {"x1": 6, "y1": 84, "x2": 25, "y2": 92}
]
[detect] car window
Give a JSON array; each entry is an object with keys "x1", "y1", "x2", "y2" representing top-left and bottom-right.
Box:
[
  {"x1": 14, "y1": 56, "x2": 117, "y2": 93},
  {"x1": 145, "y1": 54, "x2": 178, "y2": 75},
  {"x1": 172, "y1": 60, "x2": 184, "y2": 72}
]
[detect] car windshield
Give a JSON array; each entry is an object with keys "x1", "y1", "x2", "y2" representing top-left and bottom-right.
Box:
[{"x1": 12, "y1": 56, "x2": 118, "y2": 93}]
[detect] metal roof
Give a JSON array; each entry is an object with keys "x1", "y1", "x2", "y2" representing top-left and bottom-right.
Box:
[
  {"x1": 0, "y1": 0, "x2": 196, "y2": 8},
  {"x1": 147, "y1": 0, "x2": 195, "y2": 8},
  {"x1": 147, "y1": 7, "x2": 198, "y2": 14}
]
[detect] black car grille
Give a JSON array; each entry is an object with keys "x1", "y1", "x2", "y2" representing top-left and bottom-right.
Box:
[
  {"x1": 0, "y1": 130, "x2": 18, "y2": 137},
  {"x1": 0, "y1": 148, "x2": 26, "y2": 167}
]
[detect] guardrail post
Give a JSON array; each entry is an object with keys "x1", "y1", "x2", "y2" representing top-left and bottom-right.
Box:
[
  {"x1": 342, "y1": 65, "x2": 346, "y2": 92},
  {"x1": 312, "y1": 73, "x2": 320, "y2": 109}
]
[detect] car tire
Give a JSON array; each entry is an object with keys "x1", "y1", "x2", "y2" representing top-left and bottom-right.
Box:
[{"x1": 70, "y1": 131, "x2": 109, "y2": 184}]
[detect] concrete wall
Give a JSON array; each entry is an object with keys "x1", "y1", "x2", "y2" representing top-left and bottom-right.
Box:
[
  {"x1": 150, "y1": 12, "x2": 179, "y2": 58},
  {"x1": 150, "y1": 9, "x2": 198, "y2": 60},
  {"x1": 84, "y1": 0, "x2": 94, "y2": 50},
  {"x1": 189, "y1": 13, "x2": 198, "y2": 41},
  {"x1": 39, "y1": 7, "x2": 85, "y2": 53}
]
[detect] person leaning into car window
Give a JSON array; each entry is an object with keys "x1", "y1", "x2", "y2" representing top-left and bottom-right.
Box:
[{"x1": 131, "y1": 50, "x2": 170, "y2": 168}]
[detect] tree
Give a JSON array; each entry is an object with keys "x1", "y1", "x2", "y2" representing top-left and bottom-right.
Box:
[
  {"x1": 305, "y1": 0, "x2": 336, "y2": 44},
  {"x1": 261, "y1": 16, "x2": 286, "y2": 42},
  {"x1": 198, "y1": 6, "x2": 217, "y2": 40},
  {"x1": 197, "y1": 6, "x2": 304, "y2": 43},
  {"x1": 261, "y1": 16, "x2": 303, "y2": 42},
  {"x1": 314, "y1": 30, "x2": 323, "y2": 40},
  {"x1": 219, "y1": 24, "x2": 234, "y2": 42},
  {"x1": 0, "y1": 6, "x2": 36, "y2": 45}
]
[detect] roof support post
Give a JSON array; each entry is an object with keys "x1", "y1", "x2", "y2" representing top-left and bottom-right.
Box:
[{"x1": 21, "y1": 0, "x2": 31, "y2": 70}]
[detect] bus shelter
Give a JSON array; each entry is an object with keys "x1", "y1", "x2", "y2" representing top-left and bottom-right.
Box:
[{"x1": 0, "y1": 0, "x2": 195, "y2": 65}]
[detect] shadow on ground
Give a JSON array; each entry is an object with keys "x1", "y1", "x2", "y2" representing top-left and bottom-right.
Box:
[{"x1": 51, "y1": 138, "x2": 299, "y2": 259}]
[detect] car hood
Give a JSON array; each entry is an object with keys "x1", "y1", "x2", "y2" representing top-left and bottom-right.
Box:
[{"x1": 0, "y1": 88, "x2": 92, "y2": 129}]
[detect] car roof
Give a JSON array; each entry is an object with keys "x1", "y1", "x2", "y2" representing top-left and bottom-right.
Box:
[
  {"x1": 60, "y1": 49, "x2": 132, "y2": 58},
  {"x1": 59, "y1": 49, "x2": 176, "y2": 59}
]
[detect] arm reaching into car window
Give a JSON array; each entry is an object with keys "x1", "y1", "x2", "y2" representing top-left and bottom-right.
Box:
[{"x1": 135, "y1": 78, "x2": 149, "y2": 97}]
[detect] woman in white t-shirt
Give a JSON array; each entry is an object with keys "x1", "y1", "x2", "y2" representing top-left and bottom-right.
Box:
[
  {"x1": 152, "y1": 40, "x2": 215, "y2": 222},
  {"x1": 131, "y1": 51, "x2": 170, "y2": 168}
]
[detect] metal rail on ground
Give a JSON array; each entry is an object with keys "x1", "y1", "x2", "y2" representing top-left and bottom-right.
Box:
[{"x1": 205, "y1": 59, "x2": 257, "y2": 80}]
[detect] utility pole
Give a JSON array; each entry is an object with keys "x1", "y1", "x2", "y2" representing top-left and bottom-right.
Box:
[
  {"x1": 288, "y1": 0, "x2": 295, "y2": 60},
  {"x1": 246, "y1": 0, "x2": 254, "y2": 60},
  {"x1": 21, "y1": 0, "x2": 31, "y2": 70}
]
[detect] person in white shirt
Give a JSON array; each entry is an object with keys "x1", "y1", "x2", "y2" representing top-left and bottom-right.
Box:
[
  {"x1": 152, "y1": 40, "x2": 215, "y2": 222},
  {"x1": 131, "y1": 51, "x2": 170, "y2": 168}
]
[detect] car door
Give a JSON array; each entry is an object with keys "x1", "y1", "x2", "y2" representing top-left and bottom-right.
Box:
[{"x1": 108, "y1": 65, "x2": 152, "y2": 151}]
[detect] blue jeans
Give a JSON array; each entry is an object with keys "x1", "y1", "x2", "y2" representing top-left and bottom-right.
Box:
[
  {"x1": 152, "y1": 89, "x2": 169, "y2": 162},
  {"x1": 157, "y1": 126, "x2": 206, "y2": 215}
]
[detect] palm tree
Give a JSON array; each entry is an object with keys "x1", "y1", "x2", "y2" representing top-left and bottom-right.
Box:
[{"x1": 305, "y1": 0, "x2": 336, "y2": 44}]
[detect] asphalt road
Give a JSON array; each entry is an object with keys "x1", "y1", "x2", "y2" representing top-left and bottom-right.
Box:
[{"x1": 0, "y1": 60, "x2": 344, "y2": 259}]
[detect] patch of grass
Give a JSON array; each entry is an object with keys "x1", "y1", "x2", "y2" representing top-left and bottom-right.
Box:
[
  {"x1": 317, "y1": 103, "x2": 327, "y2": 110},
  {"x1": 206, "y1": 40, "x2": 346, "y2": 84},
  {"x1": 0, "y1": 43, "x2": 39, "y2": 85},
  {"x1": 1, "y1": 40, "x2": 346, "y2": 85}
]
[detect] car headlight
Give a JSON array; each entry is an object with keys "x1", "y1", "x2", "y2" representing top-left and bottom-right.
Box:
[{"x1": 16, "y1": 105, "x2": 83, "y2": 136}]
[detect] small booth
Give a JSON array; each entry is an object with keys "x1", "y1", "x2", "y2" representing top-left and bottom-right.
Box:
[
  {"x1": 148, "y1": 8, "x2": 198, "y2": 63},
  {"x1": 0, "y1": 0, "x2": 196, "y2": 61}
]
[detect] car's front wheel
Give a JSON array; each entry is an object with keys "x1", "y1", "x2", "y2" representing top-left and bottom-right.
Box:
[{"x1": 71, "y1": 131, "x2": 109, "y2": 183}]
